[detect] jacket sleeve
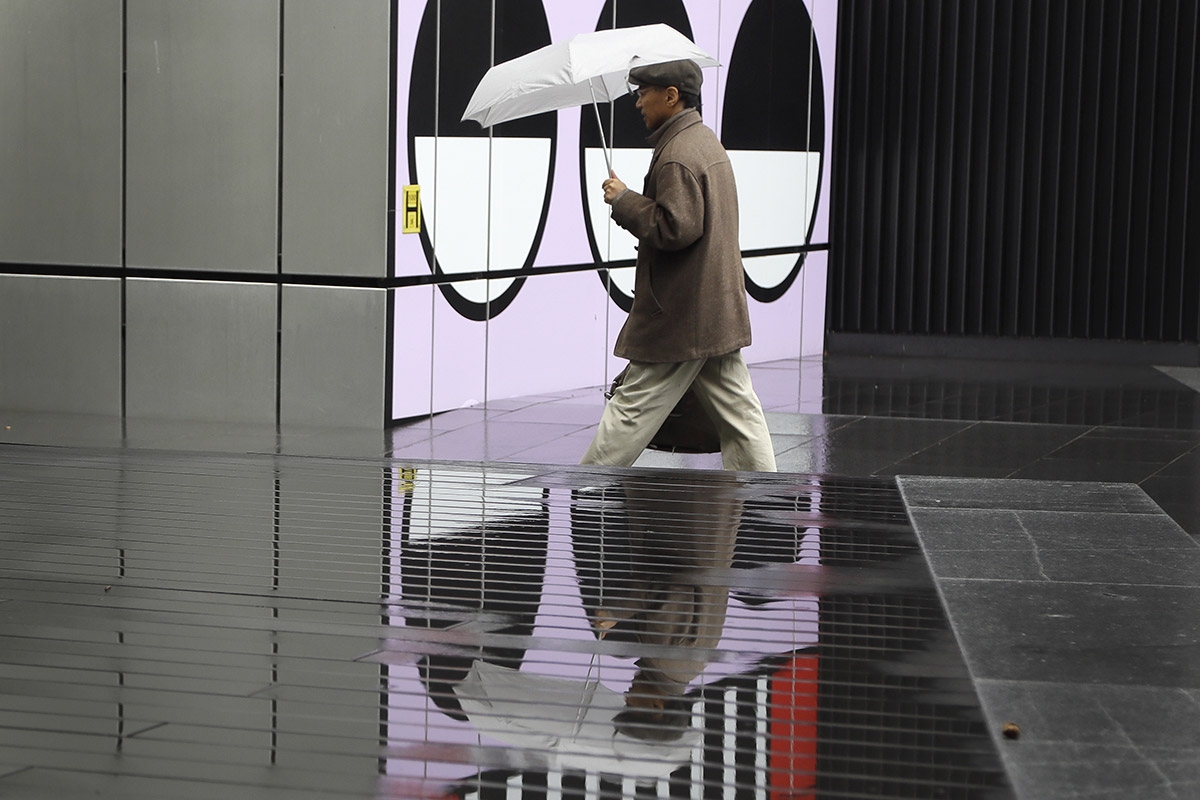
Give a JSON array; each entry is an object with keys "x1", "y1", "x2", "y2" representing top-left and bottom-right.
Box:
[{"x1": 610, "y1": 161, "x2": 705, "y2": 252}]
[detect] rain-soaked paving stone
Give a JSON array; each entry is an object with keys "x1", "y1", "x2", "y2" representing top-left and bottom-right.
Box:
[{"x1": 0, "y1": 448, "x2": 1013, "y2": 799}]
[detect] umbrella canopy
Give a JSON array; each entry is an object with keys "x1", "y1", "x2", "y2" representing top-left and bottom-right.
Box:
[
  {"x1": 462, "y1": 23, "x2": 718, "y2": 129},
  {"x1": 455, "y1": 660, "x2": 699, "y2": 779}
]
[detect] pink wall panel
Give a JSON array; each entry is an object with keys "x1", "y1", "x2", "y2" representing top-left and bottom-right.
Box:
[{"x1": 392, "y1": 0, "x2": 836, "y2": 420}]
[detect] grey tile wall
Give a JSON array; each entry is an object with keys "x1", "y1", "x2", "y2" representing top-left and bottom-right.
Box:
[
  {"x1": 125, "y1": 0, "x2": 280, "y2": 272},
  {"x1": 1, "y1": 2, "x2": 418, "y2": 428},
  {"x1": 124, "y1": 279, "x2": 277, "y2": 423},
  {"x1": 281, "y1": 0, "x2": 391, "y2": 277},
  {"x1": 0, "y1": 275, "x2": 121, "y2": 415},
  {"x1": 0, "y1": 1, "x2": 122, "y2": 266},
  {"x1": 280, "y1": 286, "x2": 386, "y2": 428}
]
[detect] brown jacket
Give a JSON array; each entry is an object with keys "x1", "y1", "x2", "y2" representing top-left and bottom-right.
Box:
[{"x1": 610, "y1": 108, "x2": 752, "y2": 363}]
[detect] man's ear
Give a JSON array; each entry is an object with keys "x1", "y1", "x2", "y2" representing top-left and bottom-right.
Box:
[{"x1": 665, "y1": 86, "x2": 680, "y2": 106}]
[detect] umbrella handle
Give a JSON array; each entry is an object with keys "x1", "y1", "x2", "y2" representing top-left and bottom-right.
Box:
[
  {"x1": 573, "y1": 650, "x2": 600, "y2": 737},
  {"x1": 588, "y1": 79, "x2": 613, "y2": 174}
]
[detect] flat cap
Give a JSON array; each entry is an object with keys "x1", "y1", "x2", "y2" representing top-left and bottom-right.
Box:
[{"x1": 627, "y1": 58, "x2": 702, "y2": 96}]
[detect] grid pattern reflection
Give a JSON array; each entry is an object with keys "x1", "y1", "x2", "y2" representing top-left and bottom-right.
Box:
[
  {"x1": 0, "y1": 450, "x2": 1012, "y2": 799},
  {"x1": 380, "y1": 465, "x2": 1013, "y2": 799}
]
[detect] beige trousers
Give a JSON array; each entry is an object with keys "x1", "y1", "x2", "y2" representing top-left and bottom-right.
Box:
[{"x1": 580, "y1": 351, "x2": 777, "y2": 472}]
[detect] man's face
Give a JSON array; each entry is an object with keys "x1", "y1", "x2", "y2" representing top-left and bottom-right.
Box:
[{"x1": 633, "y1": 84, "x2": 677, "y2": 131}]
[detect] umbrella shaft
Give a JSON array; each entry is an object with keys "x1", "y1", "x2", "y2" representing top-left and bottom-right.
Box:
[{"x1": 588, "y1": 79, "x2": 613, "y2": 174}]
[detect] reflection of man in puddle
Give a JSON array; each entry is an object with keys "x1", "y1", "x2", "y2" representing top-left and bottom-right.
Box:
[{"x1": 574, "y1": 475, "x2": 742, "y2": 743}]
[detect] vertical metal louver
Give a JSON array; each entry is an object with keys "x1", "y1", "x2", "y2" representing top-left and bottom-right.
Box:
[{"x1": 830, "y1": 0, "x2": 1199, "y2": 343}]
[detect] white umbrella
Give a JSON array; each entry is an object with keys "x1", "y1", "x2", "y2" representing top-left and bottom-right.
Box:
[
  {"x1": 455, "y1": 660, "x2": 699, "y2": 779},
  {"x1": 461, "y1": 23, "x2": 718, "y2": 171}
]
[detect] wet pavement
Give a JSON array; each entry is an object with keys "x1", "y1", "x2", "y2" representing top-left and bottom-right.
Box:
[
  {"x1": 0, "y1": 452, "x2": 1012, "y2": 798},
  {"x1": 2, "y1": 354, "x2": 1199, "y2": 798}
]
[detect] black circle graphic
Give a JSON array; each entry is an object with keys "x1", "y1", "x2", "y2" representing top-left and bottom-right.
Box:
[
  {"x1": 722, "y1": 0, "x2": 826, "y2": 303},
  {"x1": 407, "y1": 0, "x2": 558, "y2": 321}
]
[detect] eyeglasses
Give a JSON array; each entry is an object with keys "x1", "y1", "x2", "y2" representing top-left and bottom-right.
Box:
[{"x1": 630, "y1": 86, "x2": 661, "y2": 101}]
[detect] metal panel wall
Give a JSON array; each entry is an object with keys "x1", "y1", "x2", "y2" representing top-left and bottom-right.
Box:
[
  {"x1": 830, "y1": 0, "x2": 1200, "y2": 345},
  {"x1": 125, "y1": 0, "x2": 280, "y2": 273},
  {"x1": 0, "y1": 1, "x2": 122, "y2": 266},
  {"x1": 1, "y1": 2, "x2": 397, "y2": 427},
  {"x1": 125, "y1": 279, "x2": 277, "y2": 423},
  {"x1": 0, "y1": 275, "x2": 122, "y2": 415},
  {"x1": 279, "y1": 286, "x2": 387, "y2": 427},
  {"x1": 281, "y1": 0, "x2": 391, "y2": 277}
]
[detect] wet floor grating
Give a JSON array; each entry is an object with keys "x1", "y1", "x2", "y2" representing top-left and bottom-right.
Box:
[{"x1": 0, "y1": 447, "x2": 1013, "y2": 798}]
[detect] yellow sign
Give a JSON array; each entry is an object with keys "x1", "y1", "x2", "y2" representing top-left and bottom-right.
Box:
[
  {"x1": 402, "y1": 185, "x2": 421, "y2": 234},
  {"x1": 396, "y1": 467, "x2": 416, "y2": 493}
]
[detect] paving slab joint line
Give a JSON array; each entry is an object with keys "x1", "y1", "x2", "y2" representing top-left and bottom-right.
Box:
[{"x1": 894, "y1": 475, "x2": 1036, "y2": 799}]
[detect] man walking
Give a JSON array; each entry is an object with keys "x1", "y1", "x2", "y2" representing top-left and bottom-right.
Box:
[{"x1": 580, "y1": 59, "x2": 776, "y2": 472}]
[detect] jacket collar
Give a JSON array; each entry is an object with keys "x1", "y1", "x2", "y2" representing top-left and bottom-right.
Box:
[{"x1": 647, "y1": 108, "x2": 703, "y2": 149}]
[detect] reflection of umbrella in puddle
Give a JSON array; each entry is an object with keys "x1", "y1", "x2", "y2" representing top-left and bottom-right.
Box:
[{"x1": 455, "y1": 661, "x2": 699, "y2": 780}]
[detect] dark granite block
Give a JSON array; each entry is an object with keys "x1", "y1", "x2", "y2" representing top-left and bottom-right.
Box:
[
  {"x1": 1156, "y1": 751, "x2": 1200, "y2": 790},
  {"x1": 1150, "y1": 446, "x2": 1200, "y2": 478},
  {"x1": 760, "y1": 411, "x2": 832, "y2": 436},
  {"x1": 475, "y1": 395, "x2": 560, "y2": 411},
  {"x1": 826, "y1": 415, "x2": 976, "y2": 450},
  {"x1": 488, "y1": 402, "x2": 605, "y2": 426},
  {"x1": 907, "y1": 508, "x2": 1190, "y2": 548},
  {"x1": 1114, "y1": 404, "x2": 1200, "y2": 430},
  {"x1": 632, "y1": 448, "x2": 724, "y2": 470},
  {"x1": 975, "y1": 680, "x2": 1200, "y2": 749},
  {"x1": 502, "y1": 430, "x2": 596, "y2": 465},
  {"x1": 1142, "y1": 477, "x2": 1200, "y2": 539},
  {"x1": 796, "y1": 440, "x2": 940, "y2": 476},
  {"x1": 939, "y1": 580, "x2": 1200, "y2": 687},
  {"x1": 899, "y1": 477, "x2": 1162, "y2": 514},
  {"x1": 742, "y1": 364, "x2": 807, "y2": 402},
  {"x1": 1048, "y1": 433, "x2": 1198, "y2": 464},
  {"x1": 1082, "y1": 425, "x2": 1200, "y2": 443},
  {"x1": 926, "y1": 545, "x2": 1200, "y2": 585},
  {"x1": 386, "y1": 421, "x2": 441, "y2": 450},
  {"x1": 881, "y1": 462, "x2": 1020, "y2": 479},
  {"x1": 888, "y1": 422, "x2": 1086, "y2": 474},
  {"x1": 1009, "y1": 457, "x2": 1165, "y2": 484},
  {"x1": 423, "y1": 407, "x2": 489, "y2": 430},
  {"x1": 999, "y1": 741, "x2": 1193, "y2": 800},
  {"x1": 761, "y1": 434, "x2": 819, "y2": 455},
  {"x1": 772, "y1": 445, "x2": 820, "y2": 473}
]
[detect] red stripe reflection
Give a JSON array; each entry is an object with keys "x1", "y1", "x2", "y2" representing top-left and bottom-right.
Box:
[{"x1": 769, "y1": 655, "x2": 818, "y2": 799}]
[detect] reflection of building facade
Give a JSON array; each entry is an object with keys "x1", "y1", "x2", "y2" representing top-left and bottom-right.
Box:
[{"x1": 382, "y1": 468, "x2": 1010, "y2": 798}]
